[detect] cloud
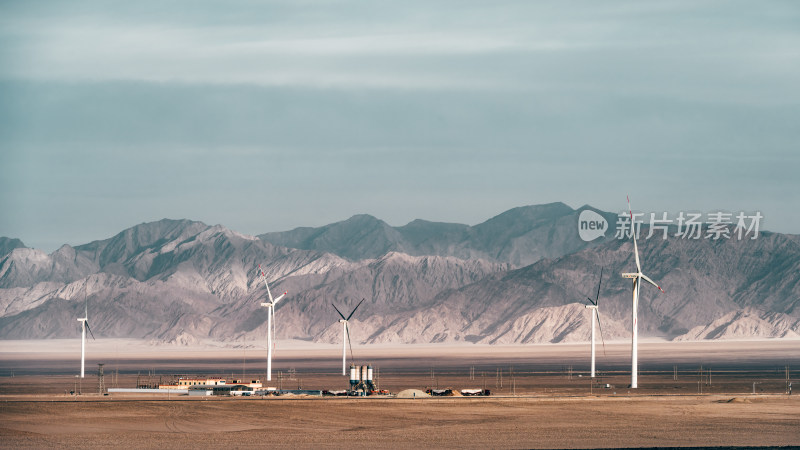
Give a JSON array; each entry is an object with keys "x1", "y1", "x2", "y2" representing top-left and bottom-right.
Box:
[
  {"x1": 1, "y1": 0, "x2": 797, "y2": 101},
  {"x1": 1, "y1": 0, "x2": 799, "y2": 250},
  {"x1": 1, "y1": 21, "x2": 593, "y2": 90}
]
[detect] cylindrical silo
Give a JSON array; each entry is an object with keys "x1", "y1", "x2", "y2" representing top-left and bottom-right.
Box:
[{"x1": 349, "y1": 364, "x2": 359, "y2": 387}]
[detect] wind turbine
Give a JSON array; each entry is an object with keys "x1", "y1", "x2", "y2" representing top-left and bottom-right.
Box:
[
  {"x1": 621, "y1": 196, "x2": 665, "y2": 388},
  {"x1": 257, "y1": 264, "x2": 287, "y2": 382},
  {"x1": 77, "y1": 289, "x2": 95, "y2": 378},
  {"x1": 584, "y1": 268, "x2": 606, "y2": 378},
  {"x1": 332, "y1": 299, "x2": 364, "y2": 376}
]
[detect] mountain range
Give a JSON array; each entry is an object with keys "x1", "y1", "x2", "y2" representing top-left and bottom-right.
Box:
[
  {"x1": 1, "y1": 203, "x2": 798, "y2": 346},
  {"x1": 259, "y1": 203, "x2": 617, "y2": 267}
]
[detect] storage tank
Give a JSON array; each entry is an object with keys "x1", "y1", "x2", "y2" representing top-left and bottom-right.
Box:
[
  {"x1": 360, "y1": 365, "x2": 368, "y2": 385},
  {"x1": 367, "y1": 365, "x2": 373, "y2": 382},
  {"x1": 349, "y1": 364, "x2": 359, "y2": 387}
]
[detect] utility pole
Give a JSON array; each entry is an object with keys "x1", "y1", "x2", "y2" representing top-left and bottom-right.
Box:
[
  {"x1": 97, "y1": 364, "x2": 105, "y2": 395},
  {"x1": 786, "y1": 365, "x2": 790, "y2": 394},
  {"x1": 697, "y1": 365, "x2": 702, "y2": 394}
]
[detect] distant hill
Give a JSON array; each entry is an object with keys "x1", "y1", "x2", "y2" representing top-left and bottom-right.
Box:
[
  {"x1": 0, "y1": 219, "x2": 506, "y2": 342},
  {"x1": 358, "y1": 230, "x2": 800, "y2": 344},
  {"x1": 0, "y1": 237, "x2": 25, "y2": 258},
  {"x1": 1, "y1": 204, "x2": 798, "y2": 345},
  {"x1": 259, "y1": 202, "x2": 618, "y2": 267}
]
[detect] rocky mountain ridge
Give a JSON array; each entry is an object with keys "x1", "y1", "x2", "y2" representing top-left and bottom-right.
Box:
[
  {"x1": 1, "y1": 204, "x2": 797, "y2": 345},
  {"x1": 258, "y1": 202, "x2": 618, "y2": 267}
]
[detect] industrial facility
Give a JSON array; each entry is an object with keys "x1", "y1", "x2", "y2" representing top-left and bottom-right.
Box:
[{"x1": 346, "y1": 364, "x2": 389, "y2": 396}]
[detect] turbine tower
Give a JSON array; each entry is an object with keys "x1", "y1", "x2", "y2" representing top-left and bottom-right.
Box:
[
  {"x1": 584, "y1": 268, "x2": 606, "y2": 378},
  {"x1": 332, "y1": 299, "x2": 364, "y2": 376},
  {"x1": 77, "y1": 290, "x2": 95, "y2": 378},
  {"x1": 257, "y1": 264, "x2": 287, "y2": 382},
  {"x1": 621, "y1": 196, "x2": 665, "y2": 388}
]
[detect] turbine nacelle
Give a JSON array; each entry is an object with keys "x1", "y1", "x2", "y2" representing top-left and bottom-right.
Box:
[
  {"x1": 77, "y1": 318, "x2": 95, "y2": 340},
  {"x1": 260, "y1": 292, "x2": 287, "y2": 309}
]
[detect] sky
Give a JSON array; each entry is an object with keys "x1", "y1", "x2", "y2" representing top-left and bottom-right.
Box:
[{"x1": 1, "y1": 0, "x2": 799, "y2": 252}]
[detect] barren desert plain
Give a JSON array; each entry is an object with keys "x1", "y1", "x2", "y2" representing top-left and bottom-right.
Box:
[{"x1": 1, "y1": 339, "x2": 798, "y2": 448}]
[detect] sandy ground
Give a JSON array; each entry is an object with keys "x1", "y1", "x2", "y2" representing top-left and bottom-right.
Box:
[
  {"x1": 1, "y1": 395, "x2": 798, "y2": 448},
  {"x1": 1, "y1": 339, "x2": 798, "y2": 448}
]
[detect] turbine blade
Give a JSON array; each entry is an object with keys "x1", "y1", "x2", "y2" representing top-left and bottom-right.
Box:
[
  {"x1": 640, "y1": 274, "x2": 665, "y2": 293},
  {"x1": 628, "y1": 196, "x2": 641, "y2": 273},
  {"x1": 595, "y1": 312, "x2": 606, "y2": 357},
  {"x1": 595, "y1": 267, "x2": 603, "y2": 304},
  {"x1": 332, "y1": 303, "x2": 346, "y2": 320},
  {"x1": 586, "y1": 297, "x2": 597, "y2": 306},
  {"x1": 85, "y1": 321, "x2": 96, "y2": 340},
  {"x1": 273, "y1": 292, "x2": 287, "y2": 305},
  {"x1": 265, "y1": 281, "x2": 274, "y2": 303},
  {"x1": 345, "y1": 322, "x2": 355, "y2": 363},
  {"x1": 258, "y1": 264, "x2": 274, "y2": 302},
  {"x1": 346, "y1": 298, "x2": 365, "y2": 321}
]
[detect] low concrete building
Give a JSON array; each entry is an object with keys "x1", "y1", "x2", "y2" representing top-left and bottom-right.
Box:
[
  {"x1": 230, "y1": 379, "x2": 263, "y2": 389},
  {"x1": 188, "y1": 386, "x2": 214, "y2": 396},
  {"x1": 160, "y1": 377, "x2": 227, "y2": 390},
  {"x1": 211, "y1": 385, "x2": 254, "y2": 396}
]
